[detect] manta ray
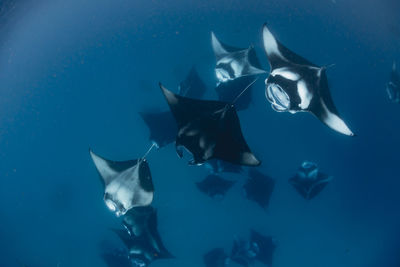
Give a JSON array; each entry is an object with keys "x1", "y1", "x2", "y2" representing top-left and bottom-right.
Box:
[
  {"x1": 159, "y1": 83, "x2": 260, "y2": 167},
  {"x1": 262, "y1": 24, "x2": 355, "y2": 136},
  {"x1": 212, "y1": 31, "x2": 265, "y2": 85},
  {"x1": 89, "y1": 149, "x2": 154, "y2": 217},
  {"x1": 289, "y1": 161, "x2": 333, "y2": 200}
]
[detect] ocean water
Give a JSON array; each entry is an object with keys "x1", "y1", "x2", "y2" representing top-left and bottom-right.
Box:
[{"x1": 0, "y1": 0, "x2": 399, "y2": 266}]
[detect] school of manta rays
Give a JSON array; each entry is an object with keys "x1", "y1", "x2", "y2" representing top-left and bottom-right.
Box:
[{"x1": 88, "y1": 24, "x2": 399, "y2": 267}]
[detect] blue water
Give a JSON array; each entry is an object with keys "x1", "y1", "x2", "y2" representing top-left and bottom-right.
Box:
[{"x1": 0, "y1": 0, "x2": 399, "y2": 266}]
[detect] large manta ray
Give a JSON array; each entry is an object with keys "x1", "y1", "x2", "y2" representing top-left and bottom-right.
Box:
[
  {"x1": 386, "y1": 62, "x2": 400, "y2": 103},
  {"x1": 89, "y1": 150, "x2": 154, "y2": 217},
  {"x1": 262, "y1": 24, "x2": 354, "y2": 136},
  {"x1": 212, "y1": 32, "x2": 265, "y2": 85},
  {"x1": 112, "y1": 207, "x2": 174, "y2": 266},
  {"x1": 159, "y1": 83, "x2": 261, "y2": 167},
  {"x1": 289, "y1": 161, "x2": 333, "y2": 200}
]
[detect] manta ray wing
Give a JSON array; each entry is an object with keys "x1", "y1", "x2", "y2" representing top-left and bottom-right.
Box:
[
  {"x1": 262, "y1": 23, "x2": 318, "y2": 69},
  {"x1": 160, "y1": 83, "x2": 226, "y2": 128},
  {"x1": 211, "y1": 31, "x2": 244, "y2": 60},
  {"x1": 310, "y1": 71, "x2": 354, "y2": 136},
  {"x1": 212, "y1": 107, "x2": 260, "y2": 166},
  {"x1": 89, "y1": 149, "x2": 138, "y2": 186}
]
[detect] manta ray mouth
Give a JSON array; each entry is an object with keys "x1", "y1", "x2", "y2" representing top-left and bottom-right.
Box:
[
  {"x1": 299, "y1": 161, "x2": 319, "y2": 180},
  {"x1": 265, "y1": 83, "x2": 290, "y2": 112},
  {"x1": 105, "y1": 199, "x2": 117, "y2": 212},
  {"x1": 104, "y1": 197, "x2": 126, "y2": 217},
  {"x1": 215, "y1": 68, "x2": 231, "y2": 83}
]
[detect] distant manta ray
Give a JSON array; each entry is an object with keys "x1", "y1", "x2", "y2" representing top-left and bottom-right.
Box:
[{"x1": 262, "y1": 24, "x2": 355, "y2": 136}]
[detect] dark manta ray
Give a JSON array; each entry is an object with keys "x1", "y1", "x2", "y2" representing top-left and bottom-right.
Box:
[
  {"x1": 262, "y1": 24, "x2": 354, "y2": 136},
  {"x1": 215, "y1": 75, "x2": 255, "y2": 111},
  {"x1": 289, "y1": 161, "x2": 333, "y2": 200},
  {"x1": 386, "y1": 62, "x2": 400, "y2": 103},
  {"x1": 178, "y1": 66, "x2": 207, "y2": 99},
  {"x1": 196, "y1": 175, "x2": 235, "y2": 199},
  {"x1": 204, "y1": 248, "x2": 230, "y2": 267},
  {"x1": 243, "y1": 170, "x2": 275, "y2": 209},
  {"x1": 159, "y1": 83, "x2": 260, "y2": 166},
  {"x1": 89, "y1": 149, "x2": 154, "y2": 217},
  {"x1": 112, "y1": 208, "x2": 174, "y2": 266},
  {"x1": 140, "y1": 68, "x2": 206, "y2": 148},
  {"x1": 212, "y1": 31, "x2": 265, "y2": 85},
  {"x1": 231, "y1": 230, "x2": 276, "y2": 267}
]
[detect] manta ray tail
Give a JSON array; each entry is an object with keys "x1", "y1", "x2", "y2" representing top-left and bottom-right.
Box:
[{"x1": 232, "y1": 77, "x2": 259, "y2": 104}]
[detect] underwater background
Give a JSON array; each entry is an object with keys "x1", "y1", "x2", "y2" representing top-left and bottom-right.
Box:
[{"x1": 0, "y1": 0, "x2": 400, "y2": 266}]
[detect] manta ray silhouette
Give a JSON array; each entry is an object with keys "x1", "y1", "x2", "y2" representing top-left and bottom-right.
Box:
[
  {"x1": 289, "y1": 161, "x2": 333, "y2": 200},
  {"x1": 89, "y1": 149, "x2": 154, "y2": 217},
  {"x1": 212, "y1": 31, "x2": 265, "y2": 85},
  {"x1": 159, "y1": 83, "x2": 260, "y2": 167},
  {"x1": 262, "y1": 24, "x2": 355, "y2": 136}
]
